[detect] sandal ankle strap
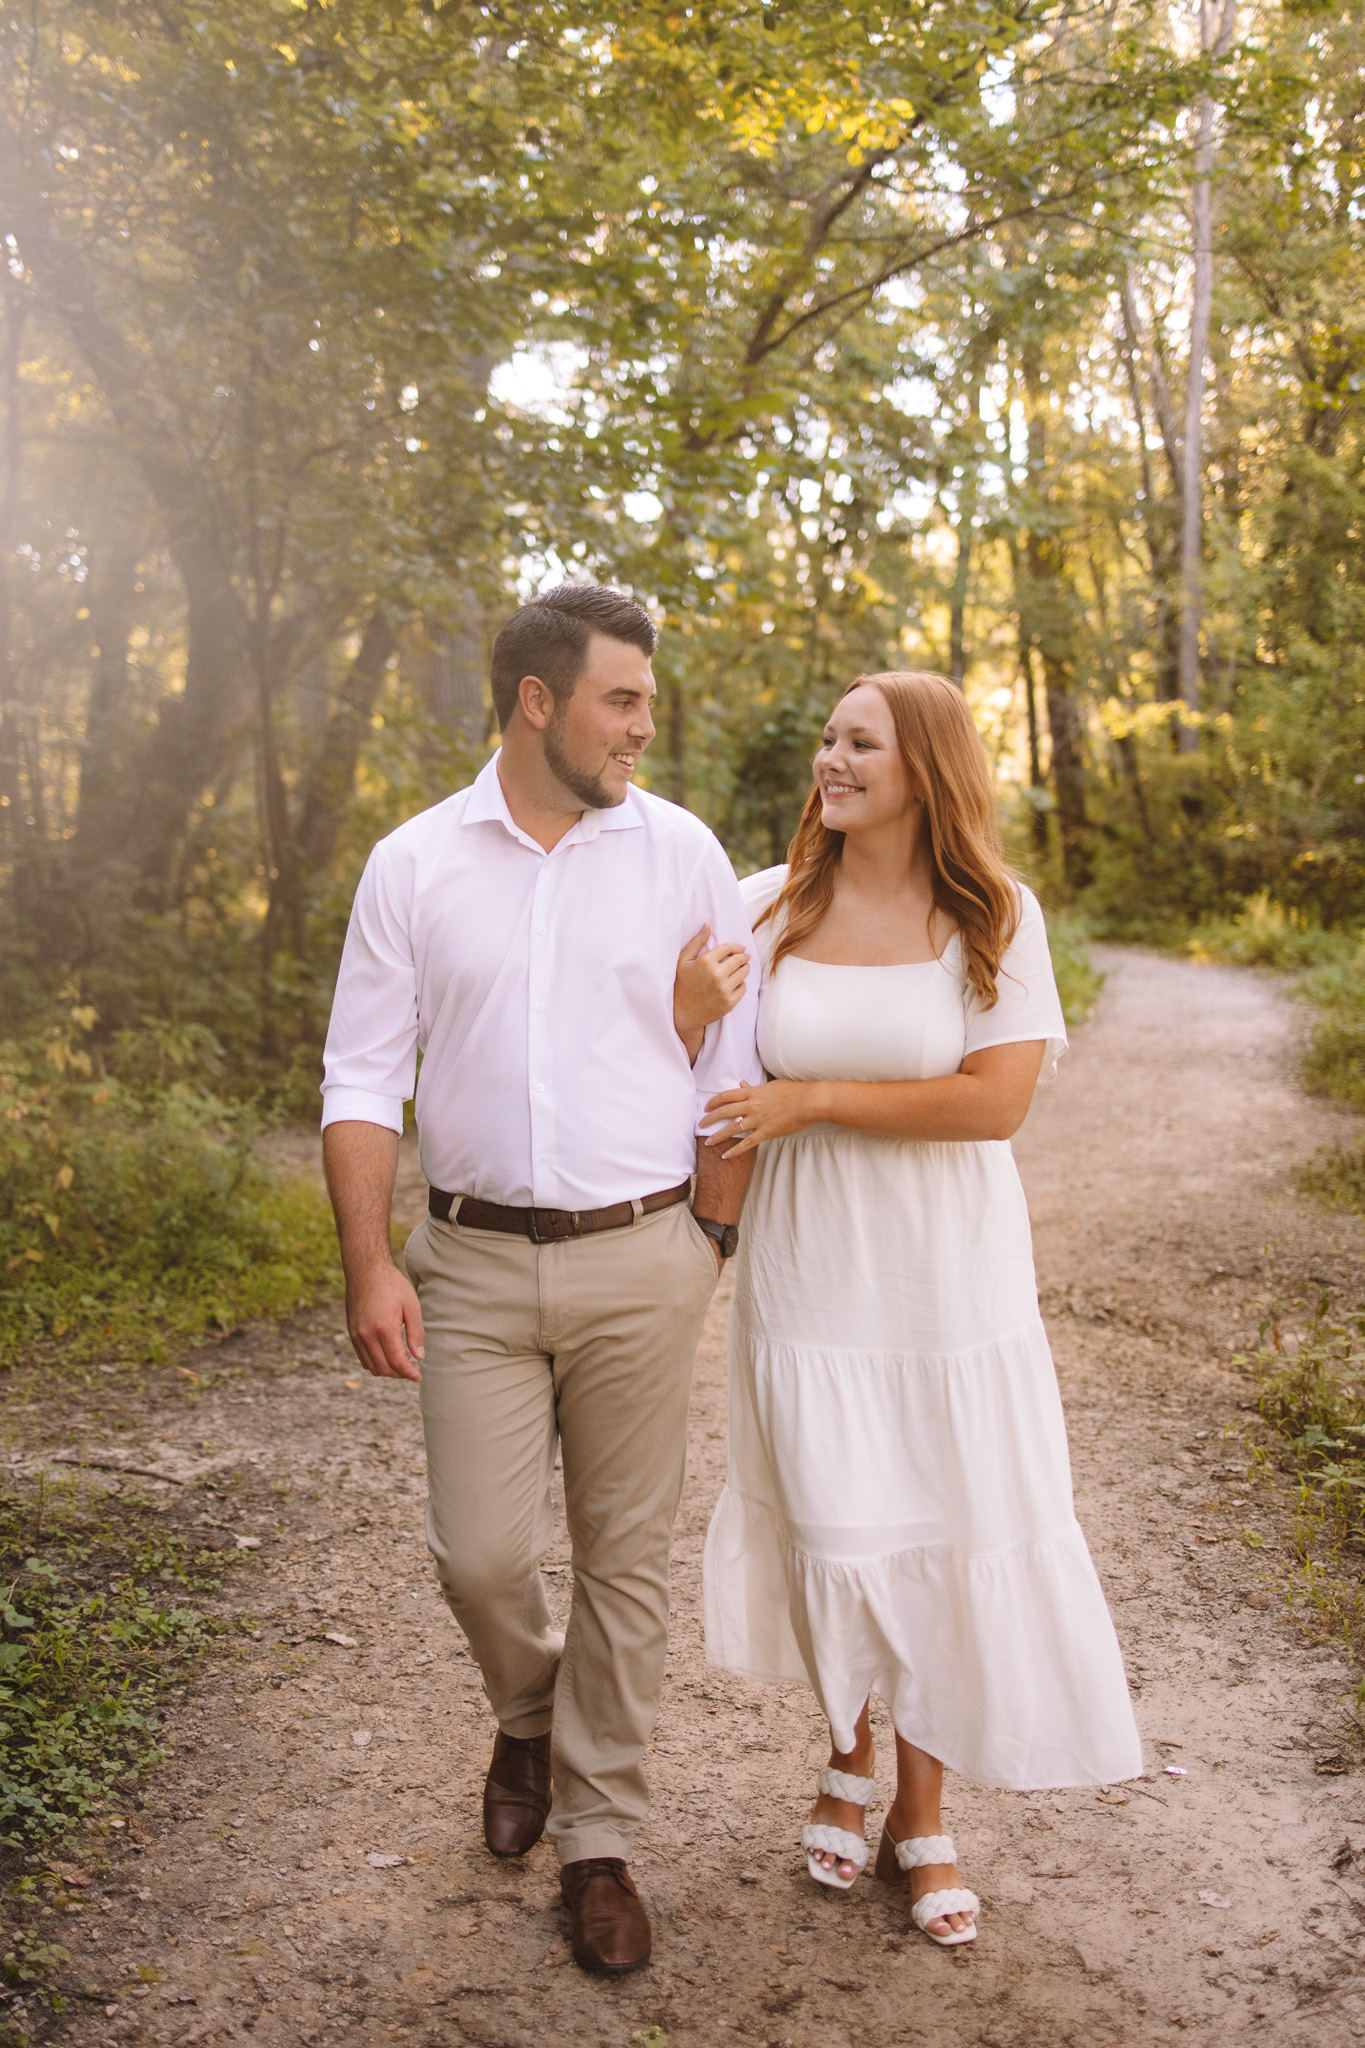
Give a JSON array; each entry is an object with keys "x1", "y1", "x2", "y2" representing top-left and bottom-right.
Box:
[
  {"x1": 893, "y1": 1832, "x2": 955, "y2": 1871},
  {"x1": 817, "y1": 1766, "x2": 877, "y2": 1805}
]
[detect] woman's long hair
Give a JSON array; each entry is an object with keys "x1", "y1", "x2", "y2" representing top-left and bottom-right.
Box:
[{"x1": 758, "y1": 670, "x2": 1021, "y2": 1007}]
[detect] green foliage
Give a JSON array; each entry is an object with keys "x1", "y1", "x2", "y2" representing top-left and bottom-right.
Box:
[
  {"x1": 1187, "y1": 894, "x2": 1354, "y2": 974},
  {"x1": 1296, "y1": 955, "x2": 1365, "y2": 1107},
  {"x1": 1242, "y1": 1295, "x2": 1365, "y2": 1658},
  {"x1": 1297, "y1": 1140, "x2": 1365, "y2": 1215},
  {"x1": 0, "y1": 1478, "x2": 224, "y2": 1844},
  {"x1": 0, "y1": 1007, "x2": 338, "y2": 1367},
  {"x1": 1045, "y1": 911, "x2": 1104, "y2": 1029}
]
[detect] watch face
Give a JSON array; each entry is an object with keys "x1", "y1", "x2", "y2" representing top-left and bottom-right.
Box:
[{"x1": 720, "y1": 1224, "x2": 740, "y2": 1259}]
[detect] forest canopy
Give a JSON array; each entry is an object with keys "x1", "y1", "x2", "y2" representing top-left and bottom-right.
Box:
[{"x1": 2, "y1": 0, "x2": 1363, "y2": 1108}]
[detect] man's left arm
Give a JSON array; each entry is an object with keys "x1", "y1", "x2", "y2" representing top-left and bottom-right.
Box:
[{"x1": 687, "y1": 837, "x2": 763, "y2": 1258}]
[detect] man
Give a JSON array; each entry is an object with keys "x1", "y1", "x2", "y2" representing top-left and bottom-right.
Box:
[{"x1": 320, "y1": 583, "x2": 759, "y2": 1975}]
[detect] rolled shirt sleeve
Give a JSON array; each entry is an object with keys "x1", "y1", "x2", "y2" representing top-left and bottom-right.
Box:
[
  {"x1": 688, "y1": 836, "x2": 764, "y2": 1126},
  {"x1": 320, "y1": 842, "x2": 419, "y2": 1135}
]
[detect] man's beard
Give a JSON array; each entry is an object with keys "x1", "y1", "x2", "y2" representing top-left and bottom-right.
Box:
[{"x1": 543, "y1": 705, "x2": 623, "y2": 809}]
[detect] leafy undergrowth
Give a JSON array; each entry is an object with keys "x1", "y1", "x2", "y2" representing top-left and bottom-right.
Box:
[
  {"x1": 1239, "y1": 1292, "x2": 1365, "y2": 1678},
  {"x1": 1045, "y1": 908, "x2": 1104, "y2": 1027},
  {"x1": 0, "y1": 1006, "x2": 339, "y2": 1368},
  {"x1": 0, "y1": 1475, "x2": 227, "y2": 1846},
  {"x1": 0, "y1": 1470, "x2": 233, "y2": 2038}
]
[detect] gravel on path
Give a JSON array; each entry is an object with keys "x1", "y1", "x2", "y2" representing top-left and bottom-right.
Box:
[{"x1": 31, "y1": 948, "x2": 1365, "y2": 2047}]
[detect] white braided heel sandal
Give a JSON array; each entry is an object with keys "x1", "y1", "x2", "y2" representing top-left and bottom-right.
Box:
[
  {"x1": 874, "y1": 1828, "x2": 978, "y2": 1946},
  {"x1": 801, "y1": 1765, "x2": 877, "y2": 1891}
]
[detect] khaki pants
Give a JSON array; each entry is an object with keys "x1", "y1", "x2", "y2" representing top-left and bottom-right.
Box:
[{"x1": 406, "y1": 1200, "x2": 719, "y2": 1864}]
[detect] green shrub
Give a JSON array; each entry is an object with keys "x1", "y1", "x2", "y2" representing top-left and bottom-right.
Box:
[
  {"x1": 0, "y1": 1479, "x2": 223, "y2": 1843},
  {"x1": 1297, "y1": 1140, "x2": 1365, "y2": 1213},
  {"x1": 1186, "y1": 892, "x2": 1354, "y2": 973},
  {"x1": 1250, "y1": 1303, "x2": 1365, "y2": 1550},
  {"x1": 1045, "y1": 909, "x2": 1104, "y2": 1028},
  {"x1": 0, "y1": 1006, "x2": 339, "y2": 1366}
]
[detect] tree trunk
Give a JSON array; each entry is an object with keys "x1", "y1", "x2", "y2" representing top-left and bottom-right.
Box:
[
  {"x1": 76, "y1": 528, "x2": 143, "y2": 861},
  {"x1": 297, "y1": 610, "x2": 397, "y2": 874},
  {"x1": 1177, "y1": 0, "x2": 1239, "y2": 750},
  {"x1": 1019, "y1": 345, "x2": 1092, "y2": 890},
  {"x1": 407, "y1": 599, "x2": 484, "y2": 759},
  {"x1": 2, "y1": 151, "x2": 254, "y2": 897},
  {"x1": 0, "y1": 281, "x2": 25, "y2": 838}
]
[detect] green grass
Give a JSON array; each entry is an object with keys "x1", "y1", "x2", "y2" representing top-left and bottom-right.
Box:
[
  {"x1": 0, "y1": 1008, "x2": 339, "y2": 1367},
  {"x1": 1239, "y1": 1293, "x2": 1365, "y2": 1665},
  {"x1": 1044, "y1": 908, "x2": 1104, "y2": 1027}
]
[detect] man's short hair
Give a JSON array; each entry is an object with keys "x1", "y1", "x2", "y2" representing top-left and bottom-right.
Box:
[{"x1": 489, "y1": 583, "x2": 658, "y2": 731}]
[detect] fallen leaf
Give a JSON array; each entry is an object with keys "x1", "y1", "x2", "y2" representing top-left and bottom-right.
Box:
[
  {"x1": 365, "y1": 1852, "x2": 406, "y2": 1869},
  {"x1": 1314, "y1": 1751, "x2": 1350, "y2": 1777},
  {"x1": 1198, "y1": 1891, "x2": 1231, "y2": 1910},
  {"x1": 1256, "y1": 1929, "x2": 1280, "y2": 1946},
  {"x1": 324, "y1": 1631, "x2": 357, "y2": 1649},
  {"x1": 233, "y1": 1536, "x2": 262, "y2": 1550},
  {"x1": 1097, "y1": 1789, "x2": 1130, "y2": 1806},
  {"x1": 345, "y1": 1380, "x2": 360, "y2": 1390},
  {"x1": 352, "y1": 1729, "x2": 372, "y2": 1749},
  {"x1": 45, "y1": 1861, "x2": 93, "y2": 1887}
]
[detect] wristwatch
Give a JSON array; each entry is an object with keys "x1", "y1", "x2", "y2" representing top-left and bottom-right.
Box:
[{"x1": 694, "y1": 1216, "x2": 740, "y2": 1259}]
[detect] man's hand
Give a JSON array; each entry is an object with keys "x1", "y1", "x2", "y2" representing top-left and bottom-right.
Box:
[
  {"x1": 346, "y1": 1257, "x2": 425, "y2": 1381},
  {"x1": 323, "y1": 1119, "x2": 424, "y2": 1381}
]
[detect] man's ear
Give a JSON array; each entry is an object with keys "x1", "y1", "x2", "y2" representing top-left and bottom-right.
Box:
[{"x1": 516, "y1": 673, "x2": 555, "y2": 732}]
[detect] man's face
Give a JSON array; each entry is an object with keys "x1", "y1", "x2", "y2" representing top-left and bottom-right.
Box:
[{"x1": 541, "y1": 632, "x2": 657, "y2": 809}]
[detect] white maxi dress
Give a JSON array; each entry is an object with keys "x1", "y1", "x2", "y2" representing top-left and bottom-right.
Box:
[{"x1": 703, "y1": 868, "x2": 1142, "y2": 1788}]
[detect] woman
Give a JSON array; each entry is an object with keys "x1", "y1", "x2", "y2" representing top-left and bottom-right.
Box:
[{"x1": 698, "y1": 671, "x2": 1141, "y2": 1947}]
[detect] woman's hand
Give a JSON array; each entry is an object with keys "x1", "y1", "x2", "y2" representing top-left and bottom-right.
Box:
[
  {"x1": 674, "y1": 925, "x2": 751, "y2": 1065},
  {"x1": 700, "y1": 1079, "x2": 827, "y2": 1158}
]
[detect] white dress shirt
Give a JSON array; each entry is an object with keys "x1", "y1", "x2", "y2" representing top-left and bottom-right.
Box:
[{"x1": 320, "y1": 753, "x2": 763, "y2": 1209}]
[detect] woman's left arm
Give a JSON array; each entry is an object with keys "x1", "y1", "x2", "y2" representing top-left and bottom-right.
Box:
[{"x1": 701, "y1": 1041, "x2": 1046, "y2": 1159}]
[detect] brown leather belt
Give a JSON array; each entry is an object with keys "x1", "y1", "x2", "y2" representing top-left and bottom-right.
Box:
[{"x1": 428, "y1": 1178, "x2": 692, "y2": 1243}]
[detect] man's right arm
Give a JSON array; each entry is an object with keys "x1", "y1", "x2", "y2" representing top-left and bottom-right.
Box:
[
  {"x1": 323, "y1": 1120, "x2": 424, "y2": 1381},
  {"x1": 320, "y1": 840, "x2": 423, "y2": 1381}
]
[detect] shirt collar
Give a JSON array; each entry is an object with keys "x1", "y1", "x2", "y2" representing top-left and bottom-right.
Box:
[{"x1": 461, "y1": 750, "x2": 645, "y2": 850}]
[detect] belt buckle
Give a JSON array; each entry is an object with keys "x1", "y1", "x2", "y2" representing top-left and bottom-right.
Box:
[{"x1": 527, "y1": 1208, "x2": 572, "y2": 1245}]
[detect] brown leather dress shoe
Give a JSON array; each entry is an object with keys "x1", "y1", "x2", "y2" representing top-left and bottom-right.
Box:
[
  {"x1": 559, "y1": 1858, "x2": 652, "y2": 1974},
  {"x1": 482, "y1": 1730, "x2": 551, "y2": 1858}
]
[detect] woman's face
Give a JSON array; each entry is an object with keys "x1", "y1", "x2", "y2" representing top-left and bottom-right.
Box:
[{"x1": 813, "y1": 684, "x2": 916, "y2": 835}]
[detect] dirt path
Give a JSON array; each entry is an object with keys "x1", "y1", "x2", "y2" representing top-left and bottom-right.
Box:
[{"x1": 28, "y1": 948, "x2": 1365, "y2": 2048}]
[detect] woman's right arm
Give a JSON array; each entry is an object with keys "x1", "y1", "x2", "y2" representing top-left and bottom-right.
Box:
[{"x1": 702, "y1": 1040, "x2": 1046, "y2": 1155}]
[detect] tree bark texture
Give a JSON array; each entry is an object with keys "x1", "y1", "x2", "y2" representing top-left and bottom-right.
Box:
[
  {"x1": 1019, "y1": 346, "x2": 1092, "y2": 890},
  {"x1": 1177, "y1": 0, "x2": 1239, "y2": 749}
]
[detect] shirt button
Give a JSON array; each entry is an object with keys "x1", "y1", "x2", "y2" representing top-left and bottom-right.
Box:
[
  {"x1": 532, "y1": 1003, "x2": 545, "y2": 1015},
  {"x1": 534, "y1": 1082, "x2": 546, "y2": 1093},
  {"x1": 535, "y1": 925, "x2": 547, "y2": 937}
]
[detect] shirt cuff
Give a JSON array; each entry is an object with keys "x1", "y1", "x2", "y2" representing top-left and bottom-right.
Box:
[{"x1": 319, "y1": 1087, "x2": 406, "y2": 1136}]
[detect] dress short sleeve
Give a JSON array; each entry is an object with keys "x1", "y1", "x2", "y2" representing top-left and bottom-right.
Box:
[
  {"x1": 739, "y1": 865, "x2": 789, "y2": 980},
  {"x1": 962, "y1": 885, "x2": 1068, "y2": 1080}
]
